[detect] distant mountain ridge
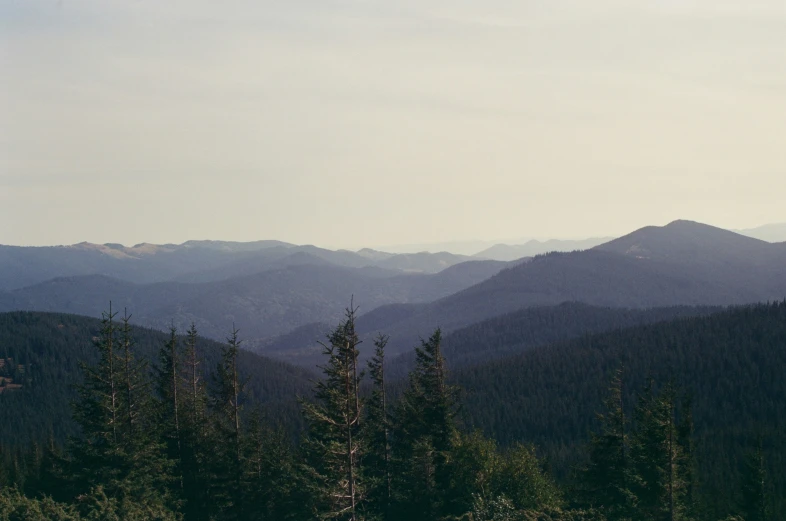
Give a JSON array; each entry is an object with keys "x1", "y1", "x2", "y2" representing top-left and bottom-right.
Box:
[
  {"x1": 473, "y1": 237, "x2": 613, "y2": 261},
  {"x1": 341, "y1": 220, "x2": 786, "y2": 354},
  {"x1": 0, "y1": 260, "x2": 508, "y2": 343},
  {"x1": 0, "y1": 240, "x2": 474, "y2": 291},
  {"x1": 735, "y1": 222, "x2": 786, "y2": 242}
]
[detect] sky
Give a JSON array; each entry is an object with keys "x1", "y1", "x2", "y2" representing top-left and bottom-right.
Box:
[{"x1": 2, "y1": 0, "x2": 785, "y2": 249}]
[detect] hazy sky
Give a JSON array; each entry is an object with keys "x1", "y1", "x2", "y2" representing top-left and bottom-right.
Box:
[{"x1": 2, "y1": 0, "x2": 785, "y2": 249}]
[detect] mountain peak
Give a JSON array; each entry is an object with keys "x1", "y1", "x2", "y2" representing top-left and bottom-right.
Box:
[{"x1": 594, "y1": 220, "x2": 772, "y2": 263}]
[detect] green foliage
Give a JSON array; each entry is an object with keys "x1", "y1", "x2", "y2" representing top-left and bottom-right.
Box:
[
  {"x1": 392, "y1": 328, "x2": 459, "y2": 520},
  {"x1": 363, "y1": 334, "x2": 392, "y2": 519},
  {"x1": 457, "y1": 302, "x2": 786, "y2": 518},
  {"x1": 2, "y1": 302, "x2": 785, "y2": 521},
  {"x1": 739, "y1": 438, "x2": 770, "y2": 521},
  {"x1": 300, "y1": 304, "x2": 364, "y2": 520}
]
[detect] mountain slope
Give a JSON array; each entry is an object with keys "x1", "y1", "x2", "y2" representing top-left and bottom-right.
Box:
[
  {"x1": 455, "y1": 301, "x2": 786, "y2": 519},
  {"x1": 383, "y1": 302, "x2": 721, "y2": 376},
  {"x1": 0, "y1": 261, "x2": 507, "y2": 343},
  {"x1": 350, "y1": 220, "x2": 786, "y2": 354},
  {"x1": 0, "y1": 311, "x2": 315, "y2": 447}
]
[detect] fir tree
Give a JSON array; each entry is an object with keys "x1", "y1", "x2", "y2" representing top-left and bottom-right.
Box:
[
  {"x1": 209, "y1": 326, "x2": 246, "y2": 520},
  {"x1": 71, "y1": 306, "x2": 174, "y2": 514},
  {"x1": 157, "y1": 325, "x2": 184, "y2": 492},
  {"x1": 70, "y1": 305, "x2": 125, "y2": 493},
  {"x1": 363, "y1": 333, "x2": 392, "y2": 520},
  {"x1": 301, "y1": 304, "x2": 364, "y2": 520},
  {"x1": 393, "y1": 328, "x2": 458, "y2": 520},
  {"x1": 179, "y1": 323, "x2": 211, "y2": 521},
  {"x1": 740, "y1": 437, "x2": 769, "y2": 521},
  {"x1": 629, "y1": 379, "x2": 686, "y2": 521},
  {"x1": 578, "y1": 366, "x2": 631, "y2": 519}
]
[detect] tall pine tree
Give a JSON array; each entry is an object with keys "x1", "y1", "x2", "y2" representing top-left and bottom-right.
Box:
[
  {"x1": 393, "y1": 328, "x2": 458, "y2": 521},
  {"x1": 363, "y1": 334, "x2": 392, "y2": 520},
  {"x1": 301, "y1": 304, "x2": 364, "y2": 520},
  {"x1": 578, "y1": 365, "x2": 631, "y2": 520}
]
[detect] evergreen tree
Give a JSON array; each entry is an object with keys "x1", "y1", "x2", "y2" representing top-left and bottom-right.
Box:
[
  {"x1": 301, "y1": 305, "x2": 364, "y2": 520},
  {"x1": 115, "y1": 311, "x2": 174, "y2": 508},
  {"x1": 740, "y1": 437, "x2": 769, "y2": 521},
  {"x1": 178, "y1": 323, "x2": 210, "y2": 521},
  {"x1": 363, "y1": 334, "x2": 392, "y2": 520},
  {"x1": 677, "y1": 394, "x2": 701, "y2": 520},
  {"x1": 70, "y1": 306, "x2": 174, "y2": 515},
  {"x1": 629, "y1": 379, "x2": 686, "y2": 521},
  {"x1": 241, "y1": 410, "x2": 301, "y2": 520},
  {"x1": 578, "y1": 366, "x2": 631, "y2": 519},
  {"x1": 157, "y1": 325, "x2": 184, "y2": 493},
  {"x1": 209, "y1": 326, "x2": 246, "y2": 520},
  {"x1": 393, "y1": 328, "x2": 458, "y2": 520},
  {"x1": 70, "y1": 305, "x2": 125, "y2": 493}
]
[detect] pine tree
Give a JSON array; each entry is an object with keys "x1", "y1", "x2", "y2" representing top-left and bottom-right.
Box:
[
  {"x1": 179, "y1": 323, "x2": 211, "y2": 521},
  {"x1": 578, "y1": 366, "x2": 631, "y2": 519},
  {"x1": 209, "y1": 326, "x2": 246, "y2": 520},
  {"x1": 363, "y1": 334, "x2": 392, "y2": 520},
  {"x1": 241, "y1": 410, "x2": 301, "y2": 520},
  {"x1": 157, "y1": 325, "x2": 184, "y2": 492},
  {"x1": 301, "y1": 304, "x2": 364, "y2": 520},
  {"x1": 71, "y1": 306, "x2": 174, "y2": 515},
  {"x1": 70, "y1": 305, "x2": 125, "y2": 493},
  {"x1": 115, "y1": 310, "x2": 174, "y2": 507},
  {"x1": 677, "y1": 394, "x2": 701, "y2": 520},
  {"x1": 740, "y1": 437, "x2": 769, "y2": 521},
  {"x1": 629, "y1": 379, "x2": 686, "y2": 521},
  {"x1": 393, "y1": 328, "x2": 458, "y2": 520}
]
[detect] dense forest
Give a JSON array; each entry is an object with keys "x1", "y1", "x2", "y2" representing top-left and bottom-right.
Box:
[
  {"x1": 455, "y1": 303, "x2": 786, "y2": 519},
  {"x1": 0, "y1": 311, "x2": 313, "y2": 447},
  {"x1": 0, "y1": 303, "x2": 783, "y2": 520}
]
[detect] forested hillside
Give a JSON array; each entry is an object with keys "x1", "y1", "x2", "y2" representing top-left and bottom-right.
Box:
[
  {"x1": 456, "y1": 302, "x2": 786, "y2": 519},
  {"x1": 1, "y1": 303, "x2": 783, "y2": 520},
  {"x1": 0, "y1": 311, "x2": 314, "y2": 447},
  {"x1": 384, "y1": 302, "x2": 721, "y2": 376},
  {"x1": 262, "y1": 302, "x2": 721, "y2": 370}
]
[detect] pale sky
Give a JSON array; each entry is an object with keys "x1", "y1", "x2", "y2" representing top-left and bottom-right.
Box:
[{"x1": 2, "y1": 0, "x2": 785, "y2": 249}]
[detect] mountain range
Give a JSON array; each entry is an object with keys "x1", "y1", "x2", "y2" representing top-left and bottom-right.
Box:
[
  {"x1": 0, "y1": 260, "x2": 507, "y2": 342},
  {"x1": 472, "y1": 237, "x2": 612, "y2": 261},
  {"x1": 0, "y1": 240, "x2": 475, "y2": 291},
  {"x1": 2, "y1": 220, "x2": 786, "y2": 364},
  {"x1": 263, "y1": 220, "x2": 786, "y2": 359}
]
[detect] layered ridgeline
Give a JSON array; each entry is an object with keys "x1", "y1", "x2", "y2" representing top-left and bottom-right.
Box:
[
  {"x1": 0, "y1": 260, "x2": 506, "y2": 343},
  {"x1": 8, "y1": 220, "x2": 784, "y2": 363},
  {"x1": 0, "y1": 240, "x2": 479, "y2": 291},
  {"x1": 333, "y1": 220, "x2": 786, "y2": 355},
  {"x1": 1, "y1": 302, "x2": 783, "y2": 520},
  {"x1": 260, "y1": 302, "x2": 720, "y2": 370},
  {"x1": 0, "y1": 311, "x2": 315, "y2": 447}
]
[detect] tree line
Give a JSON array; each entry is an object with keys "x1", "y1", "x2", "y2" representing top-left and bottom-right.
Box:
[{"x1": 0, "y1": 303, "x2": 777, "y2": 521}]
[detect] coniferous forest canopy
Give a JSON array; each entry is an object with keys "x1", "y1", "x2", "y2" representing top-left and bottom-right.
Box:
[{"x1": 1, "y1": 300, "x2": 784, "y2": 521}]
